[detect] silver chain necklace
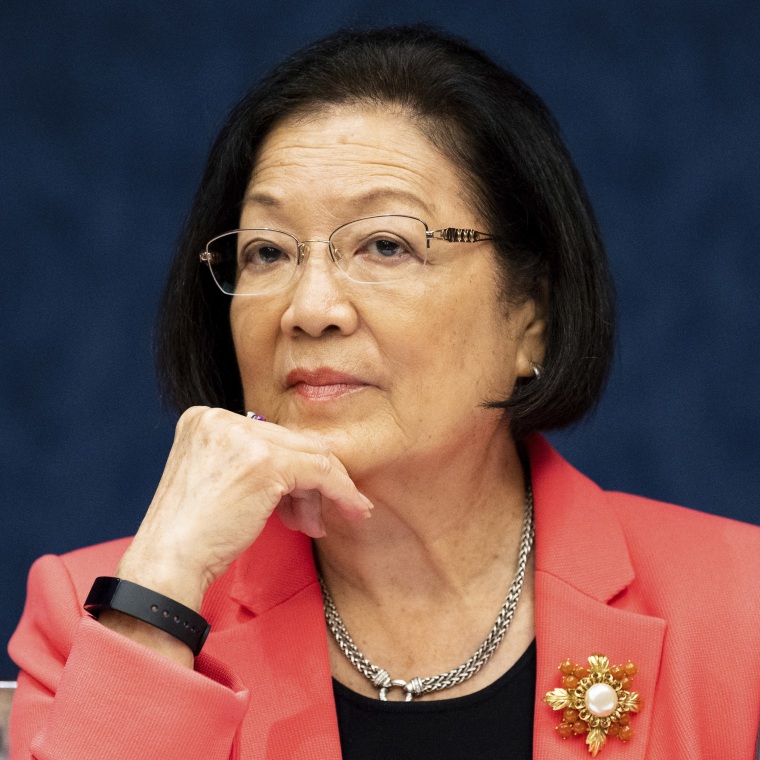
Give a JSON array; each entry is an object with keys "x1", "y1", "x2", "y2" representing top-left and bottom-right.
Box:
[{"x1": 318, "y1": 486, "x2": 534, "y2": 702}]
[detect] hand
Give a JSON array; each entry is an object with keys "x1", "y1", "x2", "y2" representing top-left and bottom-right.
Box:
[{"x1": 111, "y1": 406, "x2": 372, "y2": 622}]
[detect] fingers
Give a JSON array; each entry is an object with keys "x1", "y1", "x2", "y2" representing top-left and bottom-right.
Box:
[
  {"x1": 274, "y1": 448, "x2": 373, "y2": 521},
  {"x1": 178, "y1": 406, "x2": 373, "y2": 533},
  {"x1": 239, "y1": 412, "x2": 372, "y2": 520}
]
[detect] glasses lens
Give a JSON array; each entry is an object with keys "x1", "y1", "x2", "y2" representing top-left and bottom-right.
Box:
[
  {"x1": 204, "y1": 230, "x2": 299, "y2": 295},
  {"x1": 330, "y1": 216, "x2": 429, "y2": 283}
]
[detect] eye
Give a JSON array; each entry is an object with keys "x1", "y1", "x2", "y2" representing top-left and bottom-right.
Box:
[
  {"x1": 256, "y1": 245, "x2": 285, "y2": 264},
  {"x1": 240, "y1": 241, "x2": 290, "y2": 267},
  {"x1": 330, "y1": 217, "x2": 428, "y2": 282},
  {"x1": 355, "y1": 234, "x2": 419, "y2": 263},
  {"x1": 371, "y1": 238, "x2": 405, "y2": 257}
]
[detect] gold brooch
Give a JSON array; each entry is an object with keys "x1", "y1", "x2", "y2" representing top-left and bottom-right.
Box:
[{"x1": 543, "y1": 655, "x2": 642, "y2": 756}]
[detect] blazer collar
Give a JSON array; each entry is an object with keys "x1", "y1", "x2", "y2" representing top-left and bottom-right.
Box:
[
  {"x1": 529, "y1": 434, "x2": 634, "y2": 602},
  {"x1": 528, "y1": 435, "x2": 666, "y2": 760},
  {"x1": 229, "y1": 514, "x2": 316, "y2": 617}
]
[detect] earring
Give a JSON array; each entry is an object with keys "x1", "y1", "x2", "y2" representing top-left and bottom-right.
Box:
[{"x1": 530, "y1": 362, "x2": 543, "y2": 379}]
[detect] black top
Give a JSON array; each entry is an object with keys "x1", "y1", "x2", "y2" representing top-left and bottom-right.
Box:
[{"x1": 333, "y1": 640, "x2": 536, "y2": 760}]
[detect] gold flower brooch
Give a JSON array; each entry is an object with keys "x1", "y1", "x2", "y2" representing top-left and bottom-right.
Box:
[{"x1": 543, "y1": 655, "x2": 642, "y2": 756}]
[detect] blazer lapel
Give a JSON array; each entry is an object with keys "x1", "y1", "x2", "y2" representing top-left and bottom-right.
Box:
[
  {"x1": 529, "y1": 437, "x2": 666, "y2": 759},
  {"x1": 204, "y1": 517, "x2": 342, "y2": 760}
]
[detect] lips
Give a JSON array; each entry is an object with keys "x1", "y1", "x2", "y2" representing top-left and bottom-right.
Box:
[{"x1": 286, "y1": 368, "x2": 371, "y2": 401}]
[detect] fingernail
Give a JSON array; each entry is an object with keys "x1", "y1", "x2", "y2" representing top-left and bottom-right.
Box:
[{"x1": 361, "y1": 495, "x2": 374, "y2": 510}]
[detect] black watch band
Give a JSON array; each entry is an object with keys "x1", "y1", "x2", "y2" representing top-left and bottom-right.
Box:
[{"x1": 84, "y1": 576, "x2": 211, "y2": 656}]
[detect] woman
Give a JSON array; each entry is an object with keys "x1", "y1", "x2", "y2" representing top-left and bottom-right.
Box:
[{"x1": 9, "y1": 26, "x2": 760, "y2": 759}]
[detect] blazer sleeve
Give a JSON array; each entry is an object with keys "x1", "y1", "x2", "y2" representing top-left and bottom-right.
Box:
[{"x1": 8, "y1": 553, "x2": 251, "y2": 760}]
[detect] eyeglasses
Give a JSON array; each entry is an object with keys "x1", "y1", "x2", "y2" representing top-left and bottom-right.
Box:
[{"x1": 199, "y1": 214, "x2": 494, "y2": 296}]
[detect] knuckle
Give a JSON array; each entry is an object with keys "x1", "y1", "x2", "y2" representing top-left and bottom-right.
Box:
[
  {"x1": 302, "y1": 432, "x2": 330, "y2": 456},
  {"x1": 244, "y1": 438, "x2": 274, "y2": 466},
  {"x1": 266, "y1": 479, "x2": 292, "y2": 502},
  {"x1": 198, "y1": 406, "x2": 226, "y2": 425},
  {"x1": 198, "y1": 408, "x2": 237, "y2": 441},
  {"x1": 314, "y1": 453, "x2": 332, "y2": 476},
  {"x1": 177, "y1": 405, "x2": 203, "y2": 429},
  {"x1": 185, "y1": 405, "x2": 210, "y2": 418},
  {"x1": 174, "y1": 406, "x2": 198, "y2": 441},
  {"x1": 176, "y1": 405, "x2": 212, "y2": 433}
]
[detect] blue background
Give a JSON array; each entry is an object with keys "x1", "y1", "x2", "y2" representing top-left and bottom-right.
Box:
[{"x1": 1, "y1": 1, "x2": 758, "y2": 679}]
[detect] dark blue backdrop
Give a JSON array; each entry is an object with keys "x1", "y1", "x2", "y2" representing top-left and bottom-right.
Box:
[{"x1": 2, "y1": 1, "x2": 758, "y2": 679}]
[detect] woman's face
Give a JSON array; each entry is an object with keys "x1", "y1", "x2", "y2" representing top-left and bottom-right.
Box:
[{"x1": 230, "y1": 105, "x2": 544, "y2": 479}]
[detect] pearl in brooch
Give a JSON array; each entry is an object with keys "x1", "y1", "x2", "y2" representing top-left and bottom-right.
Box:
[{"x1": 584, "y1": 683, "x2": 618, "y2": 717}]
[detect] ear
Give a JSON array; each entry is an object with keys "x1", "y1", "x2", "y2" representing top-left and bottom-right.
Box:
[{"x1": 514, "y1": 291, "x2": 547, "y2": 379}]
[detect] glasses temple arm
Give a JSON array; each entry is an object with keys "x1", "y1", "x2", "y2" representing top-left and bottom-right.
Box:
[{"x1": 427, "y1": 228, "x2": 495, "y2": 243}]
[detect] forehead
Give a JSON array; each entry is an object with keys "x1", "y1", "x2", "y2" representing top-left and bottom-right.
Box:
[{"x1": 241, "y1": 105, "x2": 473, "y2": 226}]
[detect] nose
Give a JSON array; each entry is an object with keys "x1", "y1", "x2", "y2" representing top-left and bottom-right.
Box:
[{"x1": 280, "y1": 240, "x2": 359, "y2": 338}]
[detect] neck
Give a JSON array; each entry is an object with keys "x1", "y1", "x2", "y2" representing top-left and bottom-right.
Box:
[{"x1": 315, "y1": 420, "x2": 528, "y2": 604}]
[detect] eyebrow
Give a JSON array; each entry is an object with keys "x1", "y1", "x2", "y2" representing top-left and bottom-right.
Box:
[
  {"x1": 242, "y1": 188, "x2": 434, "y2": 217},
  {"x1": 243, "y1": 192, "x2": 281, "y2": 207}
]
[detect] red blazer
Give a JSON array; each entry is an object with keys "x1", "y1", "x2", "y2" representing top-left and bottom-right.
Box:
[{"x1": 9, "y1": 436, "x2": 760, "y2": 759}]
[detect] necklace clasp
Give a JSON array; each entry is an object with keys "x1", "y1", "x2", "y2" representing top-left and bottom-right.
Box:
[{"x1": 378, "y1": 678, "x2": 414, "y2": 702}]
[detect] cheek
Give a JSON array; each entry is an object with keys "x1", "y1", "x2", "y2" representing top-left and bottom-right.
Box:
[
  {"x1": 386, "y1": 291, "x2": 509, "y2": 402},
  {"x1": 436, "y1": 298, "x2": 515, "y2": 398},
  {"x1": 230, "y1": 303, "x2": 277, "y2": 382}
]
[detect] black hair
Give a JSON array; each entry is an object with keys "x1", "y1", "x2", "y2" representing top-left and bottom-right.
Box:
[{"x1": 156, "y1": 25, "x2": 615, "y2": 438}]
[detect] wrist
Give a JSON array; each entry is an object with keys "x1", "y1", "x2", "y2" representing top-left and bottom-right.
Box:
[
  {"x1": 115, "y1": 551, "x2": 207, "y2": 613},
  {"x1": 84, "y1": 577, "x2": 211, "y2": 657}
]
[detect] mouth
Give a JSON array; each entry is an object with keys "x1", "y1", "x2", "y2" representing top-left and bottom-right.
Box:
[{"x1": 285, "y1": 368, "x2": 372, "y2": 401}]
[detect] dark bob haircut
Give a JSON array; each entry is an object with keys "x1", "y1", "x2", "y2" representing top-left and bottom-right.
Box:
[{"x1": 157, "y1": 25, "x2": 615, "y2": 439}]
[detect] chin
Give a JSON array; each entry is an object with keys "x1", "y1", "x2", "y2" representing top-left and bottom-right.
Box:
[
  {"x1": 252, "y1": 395, "x2": 397, "y2": 475},
  {"x1": 307, "y1": 424, "x2": 391, "y2": 480}
]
